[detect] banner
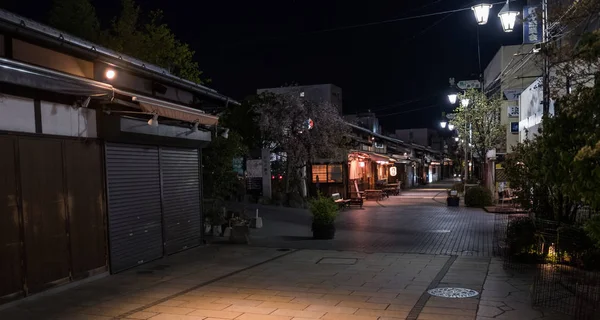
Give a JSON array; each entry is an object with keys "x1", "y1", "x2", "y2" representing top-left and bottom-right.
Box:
[{"x1": 523, "y1": 5, "x2": 542, "y2": 44}]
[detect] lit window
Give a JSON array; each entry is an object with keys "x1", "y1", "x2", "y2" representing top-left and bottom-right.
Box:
[{"x1": 311, "y1": 164, "x2": 343, "y2": 183}]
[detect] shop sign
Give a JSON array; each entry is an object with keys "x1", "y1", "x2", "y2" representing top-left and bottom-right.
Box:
[
  {"x1": 389, "y1": 166, "x2": 397, "y2": 177},
  {"x1": 246, "y1": 159, "x2": 262, "y2": 178},
  {"x1": 508, "y1": 106, "x2": 520, "y2": 117}
]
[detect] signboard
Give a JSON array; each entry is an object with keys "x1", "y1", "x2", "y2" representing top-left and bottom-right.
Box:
[
  {"x1": 503, "y1": 89, "x2": 522, "y2": 101},
  {"x1": 389, "y1": 166, "x2": 397, "y2": 177},
  {"x1": 510, "y1": 122, "x2": 519, "y2": 134},
  {"x1": 508, "y1": 106, "x2": 520, "y2": 117},
  {"x1": 246, "y1": 159, "x2": 262, "y2": 178},
  {"x1": 523, "y1": 6, "x2": 543, "y2": 44},
  {"x1": 457, "y1": 80, "x2": 481, "y2": 90}
]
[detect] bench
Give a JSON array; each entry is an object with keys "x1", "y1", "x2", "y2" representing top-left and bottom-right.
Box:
[
  {"x1": 332, "y1": 193, "x2": 363, "y2": 209},
  {"x1": 332, "y1": 193, "x2": 350, "y2": 209}
]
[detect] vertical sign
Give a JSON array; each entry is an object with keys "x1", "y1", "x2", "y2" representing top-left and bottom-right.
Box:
[{"x1": 523, "y1": 6, "x2": 542, "y2": 44}]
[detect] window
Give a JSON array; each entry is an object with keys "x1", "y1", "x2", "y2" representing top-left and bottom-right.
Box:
[{"x1": 312, "y1": 164, "x2": 343, "y2": 183}]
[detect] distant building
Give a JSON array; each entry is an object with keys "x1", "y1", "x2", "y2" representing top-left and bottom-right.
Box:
[
  {"x1": 344, "y1": 112, "x2": 381, "y2": 134},
  {"x1": 257, "y1": 84, "x2": 343, "y2": 114},
  {"x1": 392, "y1": 128, "x2": 445, "y2": 152}
]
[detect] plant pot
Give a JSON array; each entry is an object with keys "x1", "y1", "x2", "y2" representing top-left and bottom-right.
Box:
[
  {"x1": 312, "y1": 223, "x2": 336, "y2": 239},
  {"x1": 447, "y1": 196, "x2": 460, "y2": 207},
  {"x1": 229, "y1": 225, "x2": 250, "y2": 244}
]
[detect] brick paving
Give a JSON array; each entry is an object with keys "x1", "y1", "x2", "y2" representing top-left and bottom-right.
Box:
[
  {"x1": 0, "y1": 180, "x2": 563, "y2": 320},
  {"x1": 243, "y1": 181, "x2": 495, "y2": 257}
]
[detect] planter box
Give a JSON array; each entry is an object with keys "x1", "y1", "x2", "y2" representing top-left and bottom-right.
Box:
[
  {"x1": 447, "y1": 196, "x2": 460, "y2": 207},
  {"x1": 312, "y1": 223, "x2": 336, "y2": 239},
  {"x1": 229, "y1": 225, "x2": 250, "y2": 244}
]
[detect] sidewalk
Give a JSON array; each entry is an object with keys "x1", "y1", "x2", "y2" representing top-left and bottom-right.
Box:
[{"x1": 0, "y1": 245, "x2": 562, "y2": 320}]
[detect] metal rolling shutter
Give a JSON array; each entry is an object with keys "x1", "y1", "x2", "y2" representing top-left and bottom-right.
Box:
[
  {"x1": 105, "y1": 143, "x2": 163, "y2": 273},
  {"x1": 160, "y1": 148, "x2": 201, "y2": 254}
]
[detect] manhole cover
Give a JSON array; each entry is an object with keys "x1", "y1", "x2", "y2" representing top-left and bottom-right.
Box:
[
  {"x1": 427, "y1": 287, "x2": 479, "y2": 298},
  {"x1": 427, "y1": 230, "x2": 451, "y2": 233},
  {"x1": 317, "y1": 258, "x2": 357, "y2": 265}
]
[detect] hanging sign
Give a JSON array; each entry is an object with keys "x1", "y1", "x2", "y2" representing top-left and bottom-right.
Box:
[
  {"x1": 457, "y1": 80, "x2": 481, "y2": 90},
  {"x1": 523, "y1": 6, "x2": 543, "y2": 44},
  {"x1": 389, "y1": 166, "x2": 397, "y2": 177}
]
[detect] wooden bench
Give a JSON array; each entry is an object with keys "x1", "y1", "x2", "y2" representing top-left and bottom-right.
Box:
[{"x1": 332, "y1": 193, "x2": 350, "y2": 209}]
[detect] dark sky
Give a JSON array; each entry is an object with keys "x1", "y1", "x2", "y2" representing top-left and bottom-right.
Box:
[{"x1": 2, "y1": 0, "x2": 524, "y2": 131}]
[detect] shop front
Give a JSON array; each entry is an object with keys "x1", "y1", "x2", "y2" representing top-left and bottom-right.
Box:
[{"x1": 347, "y1": 151, "x2": 396, "y2": 196}]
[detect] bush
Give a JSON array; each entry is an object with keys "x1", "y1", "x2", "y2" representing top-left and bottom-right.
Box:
[
  {"x1": 309, "y1": 193, "x2": 338, "y2": 226},
  {"x1": 506, "y1": 217, "x2": 537, "y2": 257},
  {"x1": 464, "y1": 186, "x2": 492, "y2": 207}
]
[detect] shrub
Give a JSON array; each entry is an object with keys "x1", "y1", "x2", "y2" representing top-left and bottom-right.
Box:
[
  {"x1": 309, "y1": 193, "x2": 338, "y2": 226},
  {"x1": 464, "y1": 186, "x2": 492, "y2": 207},
  {"x1": 584, "y1": 215, "x2": 600, "y2": 248},
  {"x1": 506, "y1": 217, "x2": 537, "y2": 257}
]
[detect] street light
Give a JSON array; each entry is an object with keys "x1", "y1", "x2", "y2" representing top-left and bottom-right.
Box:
[
  {"x1": 448, "y1": 124, "x2": 455, "y2": 131},
  {"x1": 448, "y1": 93, "x2": 458, "y2": 104},
  {"x1": 461, "y1": 98, "x2": 470, "y2": 107},
  {"x1": 498, "y1": 0, "x2": 520, "y2": 32},
  {"x1": 440, "y1": 121, "x2": 448, "y2": 129},
  {"x1": 471, "y1": 3, "x2": 493, "y2": 25}
]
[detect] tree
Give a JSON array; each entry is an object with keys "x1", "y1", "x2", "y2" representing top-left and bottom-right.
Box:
[
  {"x1": 202, "y1": 132, "x2": 247, "y2": 200},
  {"x1": 449, "y1": 89, "x2": 505, "y2": 185},
  {"x1": 48, "y1": 0, "x2": 207, "y2": 84},
  {"x1": 252, "y1": 89, "x2": 349, "y2": 196},
  {"x1": 49, "y1": 0, "x2": 101, "y2": 42},
  {"x1": 219, "y1": 97, "x2": 262, "y2": 151}
]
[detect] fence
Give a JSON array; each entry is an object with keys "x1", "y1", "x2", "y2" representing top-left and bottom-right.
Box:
[{"x1": 493, "y1": 212, "x2": 600, "y2": 319}]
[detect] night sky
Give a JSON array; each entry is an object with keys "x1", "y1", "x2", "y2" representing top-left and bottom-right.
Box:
[{"x1": 2, "y1": 0, "x2": 524, "y2": 131}]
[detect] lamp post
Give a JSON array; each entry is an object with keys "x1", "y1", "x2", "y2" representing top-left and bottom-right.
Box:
[{"x1": 461, "y1": 98, "x2": 470, "y2": 187}]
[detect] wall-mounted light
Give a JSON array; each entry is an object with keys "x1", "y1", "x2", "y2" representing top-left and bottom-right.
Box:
[
  {"x1": 105, "y1": 69, "x2": 116, "y2": 80},
  {"x1": 148, "y1": 113, "x2": 159, "y2": 127},
  {"x1": 192, "y1": 122, "x2": 199, "y2": 132},
  {"x1": 359, "y1": 161, "x2": 365, "y2": 167}
]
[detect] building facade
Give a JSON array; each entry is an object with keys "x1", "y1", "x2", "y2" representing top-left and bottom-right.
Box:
[
  {"x1": 258, "y1": 84, "x2": 343, "y2": 114},
  {"x1": 0, "y1": 9, "x2": 236, "y2": 303}
]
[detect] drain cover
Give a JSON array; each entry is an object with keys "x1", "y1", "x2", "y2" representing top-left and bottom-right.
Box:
[
  {"x1": 317, "y1": 258, "x2": 357, "y2": 265},
  {"x1": 427, "y1": 287, "x2": 479, "y2": 298}
]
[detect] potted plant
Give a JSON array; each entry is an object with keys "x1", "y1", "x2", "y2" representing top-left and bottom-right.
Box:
[
  {"x1": 447, "y1": 189, "x2": 460, "y2": 207},
  {"x1": 310, "y1": 193, "x2": 339, "y2": 239},
  {"x1": 229, "y1": 215, "x2": 250, "y2": 244}
]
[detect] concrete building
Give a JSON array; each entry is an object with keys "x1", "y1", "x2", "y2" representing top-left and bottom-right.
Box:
[
  {"x1": 393, "y1": 128, "x2": 445, "y2": 153},
  {"x1": 483, "y1": 44, "x2": 539, "y2": 154},
  {"x1": 257, "y1": 84, "x2": 343, "y2": 114}
]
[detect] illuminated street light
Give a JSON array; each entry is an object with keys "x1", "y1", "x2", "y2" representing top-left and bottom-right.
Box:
[
  {"x1": 498, "y1": 0, "x2": 520, "y2": 32},
  {"x1": 461, "y1": 98, "x2": 470, "y2": 107},
  {"x1": 471, "y1": 3, "x2": 493, "y2": 25},
  {"x1": 440, "y1": 121, "x2": 448, "y2": 129},
  {"x1": 448, "y1": 93, "x2": 458, "y2": 104},
  {"x1": 448, "y1": 124, "x2": 455, "y2": 131}
]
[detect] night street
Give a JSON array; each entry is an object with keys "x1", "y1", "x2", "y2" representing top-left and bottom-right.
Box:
[{"x1": 0, "y1": 183, "x2": 562, "y2": 320}]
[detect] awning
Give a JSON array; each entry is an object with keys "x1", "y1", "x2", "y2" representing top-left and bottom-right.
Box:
[
  {"x1": 0, "y1": 57, "x2": 112, "y2": 96},
  {"x1": 0, "y1": 57, "x2": 220, "y2": 126},
  {"x1": 128, "y1": 93, "x2": 218, "y2": 126}
]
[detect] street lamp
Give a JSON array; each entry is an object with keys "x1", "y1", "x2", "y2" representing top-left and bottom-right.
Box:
[
  {"x1": 448, "y1": 93, "x2": 458, "y2": 104},
  {"x1": 440, "y1": 120, "x2": 448, "y2": 129},
  {"x1": 498, "y1": 0, "x2": 520, "y2": 32},
  {"x1": 448, "y1": 123, "x2": 455, "y2": 131},
  {"x1": 461, "y1": 98, "x2": 470, "y2": 107},
  {"x1": 471, "y1": 3, "x2": 493, "y2": 25}
]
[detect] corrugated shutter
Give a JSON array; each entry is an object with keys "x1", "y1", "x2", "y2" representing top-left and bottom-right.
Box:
[
  {"x1": 161, "y1": 148, "x2": 201, "y2": 254},
  {"x1": 105, "y1": 143, "x2": 163, "y2": 273}
]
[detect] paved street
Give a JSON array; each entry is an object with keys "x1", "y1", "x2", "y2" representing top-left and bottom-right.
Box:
[
  {"x1": 0, "y1": 181, "x2": 566, "y2": 320},
  {"x1": 243, "y1": 181, "x2": 495, "y2": 257}
]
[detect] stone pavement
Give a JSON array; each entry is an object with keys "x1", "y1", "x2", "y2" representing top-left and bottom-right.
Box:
[
  {"x1": 0, "y1": 246, "x2": 565, "y2": 320},
  {"x1": 0, "y1": 180, "x2": 567, "y2": 320},
  {"x1": 238, "y1": 181, "x2": 495, "y2": 257}
]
